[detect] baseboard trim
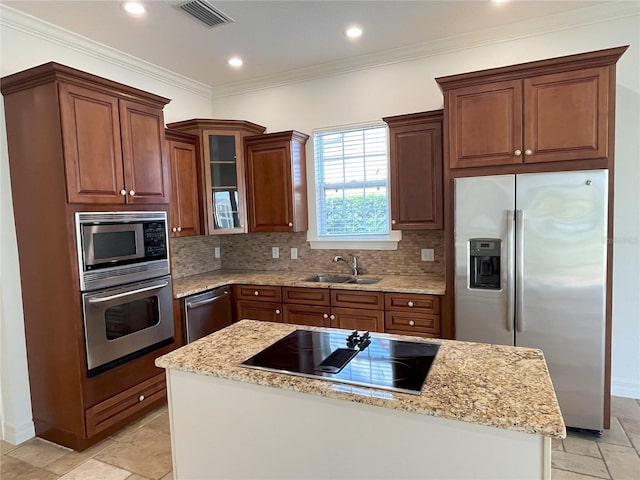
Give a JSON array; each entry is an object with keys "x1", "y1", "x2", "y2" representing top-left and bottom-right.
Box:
[
  {"x1": 1, "y1": 418, "x2": 35, "y2": 445},
  {"x1": 611, "y1": 377, "x2": 640, "y2": 399}
]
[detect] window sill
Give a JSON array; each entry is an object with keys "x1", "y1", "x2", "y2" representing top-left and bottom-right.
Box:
[{"x1": 308, "y1": 232, "x2": 401, "y2": 251}]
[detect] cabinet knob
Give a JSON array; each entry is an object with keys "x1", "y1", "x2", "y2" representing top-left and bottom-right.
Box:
[
  {"x1": 323, "y1": 313, "x2": 329, "y2": 319},
  {"x1": 330, "y1": 314, "x2": 335, "y2": 320},
  {"x1": 391, "y1": 220, "x2": 396, "y2": 225},
  {"x1": 138, "y1": 394, "x2": 145, "y2": 402},
  {"x1": 275, "y1": 309, "x2": 281, "y2": 315},
  {"x1": 120, "y1": 189, "x2": 127, "y2": 196},
  {"x1": 524, "y1": 149, "x2": 533, "y2": 156},
  {"x1": 177, "y1": 227, "x2": 182, "y2": 232},
  {"x1": 288, "y1": 222, "x2": 293, "y2": 227},
  {"x1": 514, "y1": 149, "x2": 522, "y2": 157},
  {"x1": 129, "y1": 190, "x2": 136, "y2": 196},
  {"x1": 172, "y1": 227, "x2": 177, "y2": 232},
  {"x1": 408, "y1": 301, "x2": 414, "y2": 307},
  {"x1": 409, "y1": 320, "x2": 415, "y2": 327},
  {"x1": 254, "y1": 291, "x2": 259, "y2": 296}
]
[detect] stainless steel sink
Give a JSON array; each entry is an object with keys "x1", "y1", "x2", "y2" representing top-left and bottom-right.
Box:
[
  {"x1": 345, "y1": 277, "x2": 380, "y2": 285},
  {"x1": 304, "y1": 275, "x2": 353, "y2": 283},
  {"x1": 303, "y1": 275, "x2": 380, "y2": 285}
]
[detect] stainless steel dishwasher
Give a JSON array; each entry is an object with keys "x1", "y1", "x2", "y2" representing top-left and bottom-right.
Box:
[{"x1": 184, "y1": 286, "x2": 233, "y2": 343}]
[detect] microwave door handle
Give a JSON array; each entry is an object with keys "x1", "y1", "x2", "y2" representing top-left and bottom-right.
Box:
[
  {"x1": 88, "y1": 282, "x2": 169, "y2": 303},
  {"x1": 186, "y1": 292, "x2": 229, "y2": 310}
]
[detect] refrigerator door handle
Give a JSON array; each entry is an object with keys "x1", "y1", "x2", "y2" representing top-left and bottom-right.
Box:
[
  {"x1": 506, "y1": 209, "x2": 515, "y2": 332},
  {"x1": 515, "y1": 209, "x2": 525, "y2": 333}
]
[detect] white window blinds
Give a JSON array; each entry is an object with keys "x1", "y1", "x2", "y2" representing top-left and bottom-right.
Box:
[{"x1": 313, "y1": 125, "x2": 389, "y2": 237}]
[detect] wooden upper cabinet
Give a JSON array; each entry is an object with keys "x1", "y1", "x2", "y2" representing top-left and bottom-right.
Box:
[
  {"x1": 166, "y1": 129, "x2": 201, "y2": 237},
  {"x1": 383, "y1": 110, "x2": 444, "y2": 229},
  {"x1": 436, "y1": 46, "x2": 627, "y2": 169},
  {"x1": 245, "y1": 130, "x2": 309, "y2": 233},
  {"x1": 165, "y1": 119, "x2": 266, "y2": 234},
  {"x1": 59, "y1": 83, "x2": 125, "y2": 203},
  {"x1": 119, "y1": 99, "x2": 169, "y2": 203},
  {"x1": 57, "y1": 82, "x2": 169, "y2": 204}
]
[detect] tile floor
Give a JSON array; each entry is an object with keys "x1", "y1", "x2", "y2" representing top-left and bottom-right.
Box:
[{"x1": 1, "y1": 397, "x2": 638, "y2": 479}]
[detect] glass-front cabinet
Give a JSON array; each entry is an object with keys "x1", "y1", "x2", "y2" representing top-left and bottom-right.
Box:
[{"x1": 165, "y1": 119, "x2": 266, "y2": 234}]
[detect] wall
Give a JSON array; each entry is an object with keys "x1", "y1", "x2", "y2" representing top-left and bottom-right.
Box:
[
  {"x1": 0, "y1": 9, "x2": 215, "y2": 443},
  {"x1": 210, "y1": 15, "x2": 640, "y2": 398},
  {"x1": 170, "y1": 236, "x2": 221, "y2": 279}
]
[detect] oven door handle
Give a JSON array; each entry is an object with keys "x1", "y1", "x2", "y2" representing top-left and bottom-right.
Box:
[{"x1": 88, "y1": 282, "x2": 169, "y2": 303}]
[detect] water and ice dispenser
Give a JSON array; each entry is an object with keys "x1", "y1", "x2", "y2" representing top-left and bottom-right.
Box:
[{"x1": 469, "y1": 239, "x2": 501, "y2": 290}]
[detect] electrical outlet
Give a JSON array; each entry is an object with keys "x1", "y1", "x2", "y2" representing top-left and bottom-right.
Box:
[
  {"x1": 290, "y1": 247, "x2": 298, "y2": 259},
  {"x1": 214, "y1": 247, "x2": 221, "y2": 259},
  {"x1": 421, "y1": 248, "x2": 434, "y2": 262},
  {"x1": 272, "y1": 246, "x2": 280, "y2": 259}
]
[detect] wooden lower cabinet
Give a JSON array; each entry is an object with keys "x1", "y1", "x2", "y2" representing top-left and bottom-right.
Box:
[
  {"x1": 85, "y1": 373, "x2": 166, "y2": 437},
  {"x1": 384, "y1": 292, "x2": 441, "y2": 337},
  {"x1": 236, "y1": 300, "x2": 283, "y2": 323},
  {"x1": 330, "y1": 307, "x2": 384, "y2": 332},
  {"x1": 283, "y1": 303, "x2": 330, "y2": 327}
]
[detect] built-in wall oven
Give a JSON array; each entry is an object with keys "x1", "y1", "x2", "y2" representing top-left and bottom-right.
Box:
[{"x1": 76, "y1": 211, "x2": 174, "y2": 376}]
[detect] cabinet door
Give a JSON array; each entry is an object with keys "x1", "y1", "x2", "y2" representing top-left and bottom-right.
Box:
[
  {"x1": 389, "y1": 119, "x2": 443, "y2": 229},
  {"x1": 236, "y1": 300, "x2": 283, "y2": 323},
  {"x1": 204, "y1": 131, "x2": 247, "y2": 233},
  {"x1": 58, "y1": 83, "x2": 125, "y2": 204},
  {"x1": 283, "y1": 304, "x2": 331, "y2": 328},
  {"x1": 447, "y1": 80, "x2": 523, "y2": 168},
  {"x1": 245, "y1": 141, "x2": 294, "y2": 232},
  {"x1": 523, "y1": 67, "x2": 609, "y2": 163},
  {"x1": 167, "y1": 139, "x2": 201, "y2": 237},
  {"x1": 330, "y1": 307, "x2": 384, "y2": 332},
  {"x1": 119, "y1": 99, "x2": 169, "y2": 204}
]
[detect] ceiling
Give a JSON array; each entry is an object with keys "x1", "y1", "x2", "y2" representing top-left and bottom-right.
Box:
[{"x1": 3, "y1": 1, "x2": 616, "y2": 94}]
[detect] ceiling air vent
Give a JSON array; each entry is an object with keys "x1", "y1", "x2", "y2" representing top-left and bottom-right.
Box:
[{"x1": 177, "y1": 0, "x2": 234, "y2": 28}]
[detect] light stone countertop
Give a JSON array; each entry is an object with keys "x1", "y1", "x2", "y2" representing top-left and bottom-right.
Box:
[
  {"x1": 156, "y1": 319, "x2": 566, "y2": 439},
  {"x1": 172, "y1": 270, "x2": 446, "y2": 298}
]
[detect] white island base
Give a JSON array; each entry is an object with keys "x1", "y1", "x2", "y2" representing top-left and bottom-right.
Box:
[{"x1": 166, "y1": 369, "x2": 551, "y2": 480}]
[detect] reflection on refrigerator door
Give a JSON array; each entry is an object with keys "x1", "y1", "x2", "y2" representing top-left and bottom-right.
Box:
[{"x1": 454, "y1": 170, "x2": 608, "y2": 433}]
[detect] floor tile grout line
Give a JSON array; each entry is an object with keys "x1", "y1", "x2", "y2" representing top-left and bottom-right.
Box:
[
  {"x1": 597, "y1": 441, "x2": 615, "y2": 480},
  {"x1": 552, "y1": 465, "x2": 611, "y2": 479}
]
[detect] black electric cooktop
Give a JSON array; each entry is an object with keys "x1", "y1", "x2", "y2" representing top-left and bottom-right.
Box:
[{"x1": 240, "y1": 329, "x2": 440, "y2": 395}]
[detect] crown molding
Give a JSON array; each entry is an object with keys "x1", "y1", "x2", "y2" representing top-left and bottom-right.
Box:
[
  {"x1": 210, "y1": 1, "x2": 640, "y2": 98},
  {"x1": 0, "y1": 4, "x2": 212, "y2": 99},
  {"x1": 1, "y1": 2, "x2": 637, "y2": 101}
]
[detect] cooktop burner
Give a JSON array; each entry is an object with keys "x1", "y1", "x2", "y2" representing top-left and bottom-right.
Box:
[{"x1": 240, "y1": 329, "x2": 440, "y2": 395}]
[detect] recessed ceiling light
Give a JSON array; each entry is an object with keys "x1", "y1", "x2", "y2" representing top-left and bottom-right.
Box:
[
  {"x1": 123, "y1": 2, "x2": 145, "y2": 15},
  {"x1": 228, "y1": 57, "x2": 243, "y2": 68},
  {"x1": 346, "y1": 26, "x2": 363, "y2": 39}
]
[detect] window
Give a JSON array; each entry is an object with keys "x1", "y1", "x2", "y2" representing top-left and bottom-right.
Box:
[{"x1": 309, "y1": 123, "x2": 400, "y2": 250}]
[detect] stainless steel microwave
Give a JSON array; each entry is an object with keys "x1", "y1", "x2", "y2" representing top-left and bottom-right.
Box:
[{"x1": 75, "y1": 211, "x2": 170, "y2": 291}]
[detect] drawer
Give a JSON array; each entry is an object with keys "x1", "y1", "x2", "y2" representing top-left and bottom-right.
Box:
[
  {"x1": 85, "y1": 373, "x2": 166, "y2": 437},
  {"x1": 283, "y1": 287, "x2": 330, "y2": 306},
  {"x1": 330, "y1": 289, "x2": 384, "y2": 310},
  {"x1": 385, "y1": 329, "x2": 440, "y2": 339},
  {"x1": 235, "y1": 284, "x2": 282, "y2": 302},
  {"x1": 236, "y1": 300, "x2": 283, "y2": 323},
  {"x1": 384, "y1": 311, "x2": 440, "y2": 335},
  {"x1": 384, "y1": 293, "x2": 441, "y2": 314}
]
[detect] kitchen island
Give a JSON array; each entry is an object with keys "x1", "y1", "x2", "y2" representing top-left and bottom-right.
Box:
[{"x1": 156, "y1": 320, "x2": 565, "y2": 479}]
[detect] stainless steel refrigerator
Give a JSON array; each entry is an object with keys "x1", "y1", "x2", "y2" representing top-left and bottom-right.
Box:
[{"x1": 454, "y1": 170, "x2": 608, "y2": 433}]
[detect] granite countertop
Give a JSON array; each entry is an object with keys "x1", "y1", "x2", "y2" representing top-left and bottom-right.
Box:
[
  {"x1": 172, "y1": 270, "x2": 446, "y2": 298},
  {"x1": 156, "y1": 320, "x2": 566, "y2": 439}
]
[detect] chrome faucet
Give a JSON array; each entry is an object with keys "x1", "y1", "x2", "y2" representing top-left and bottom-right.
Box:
[{"x1": 334, "y1": 254, "x2": 358, "y2": 276}]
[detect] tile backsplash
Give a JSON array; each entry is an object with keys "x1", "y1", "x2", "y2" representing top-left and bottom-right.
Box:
[
  {"x1": 170, "y1": 235, "x2": 221, "y2": 278},
  {"x1": 171, "y1": 231, "x2": 444, "y2": 278},
  {"x1": 220, "y1": 231, "x2": 444, "y2": 276}
]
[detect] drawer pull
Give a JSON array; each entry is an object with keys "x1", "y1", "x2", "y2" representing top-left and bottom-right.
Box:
[
  {"x1": 407, "y1": 301, "x2": 414, "y2": 307},
  {"x1": 138, "y1": 394, "x2": 145, "y2": 402},
  {"x1": 275, "y1": 309, "x2": 281, "y2": 315},
  {"x1": 254, "y1": 291, "x2": 259, "y2": 296},
  {"x1": 409, "y1": 320, "x2": 415, "y2": 327}
]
